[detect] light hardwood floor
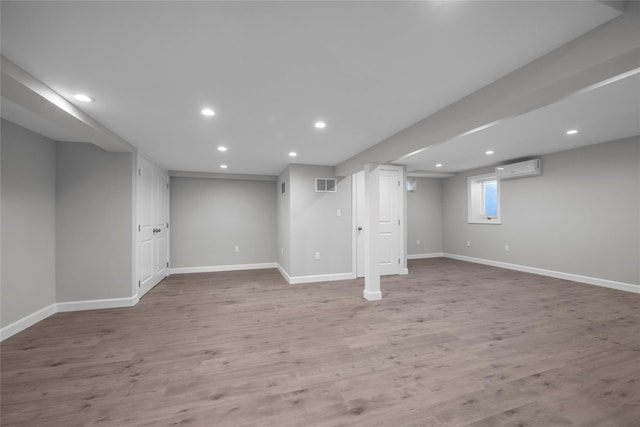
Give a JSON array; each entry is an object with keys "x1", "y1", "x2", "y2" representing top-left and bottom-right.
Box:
[{"x1": 2, "y1": 258, "x2": 639, "y2": 426}]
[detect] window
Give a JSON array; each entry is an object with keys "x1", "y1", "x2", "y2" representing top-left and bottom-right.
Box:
[
  {"x1": 405, "y1": 178, "x2": 417, "y2": 192},
  {"x1": 468, "y1": 173, "x2": 501, "y2": 224}
]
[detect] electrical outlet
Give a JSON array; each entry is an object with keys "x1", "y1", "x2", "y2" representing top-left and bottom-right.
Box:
[
  {"x1": 504, "y1": 244, "x2": 510, "y2": 251},
  {"x1": 315, "y1": 252, "x2": 320, "y2": 260},
  {"x1": 336, "y1": 209, "x2": 342, "y2": 217},
  {"x1": 417, "y1": 240, "x2": 420, "y2": 245},
  {"x1": 234, "y1": 246, "x2": 240, "y2": 253},
  {"x1": 281, "y1": 248, "x2": 284, "y2": 255},
  {"x1": 466, "y1": 241, "x2": 471, "y2": 247}
]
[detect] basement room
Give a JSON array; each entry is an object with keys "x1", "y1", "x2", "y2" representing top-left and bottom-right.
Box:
[{"x1": 1, "y1": 1, "x2": 639, "y2": 426}]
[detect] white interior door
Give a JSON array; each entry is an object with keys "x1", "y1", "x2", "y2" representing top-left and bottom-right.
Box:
[
  {"x1": 354, "y1": 171, "x2": 366, "y2": 277},
  {"x1": 378, "y1": 168, "x2": 400, "y2": 276},
  {"x1": 154, "y1": 170, "x2": 168, "y2": 280},
  {"x1": 138, "y1": 157, "x2": 155, "y2": 294},
  {"x1": 137, "y1": 156, "x2": 169, "y2": 298},
  {"x1": 354, "y1": 167, "x2": 401, "y2": 277}
]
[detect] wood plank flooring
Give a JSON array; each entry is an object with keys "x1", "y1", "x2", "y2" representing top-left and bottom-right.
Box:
[{"x1": 2, "y1": 258, "x2": 639, "y2": 426}]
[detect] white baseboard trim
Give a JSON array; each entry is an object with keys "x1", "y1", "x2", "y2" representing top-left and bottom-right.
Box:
[
  {"x1": 170, "y1": 262, "x2": 277, "y2": 275},
  {"x1": 0, "y1": 303, "x2": 57, "y2": 341},
  {"x1": 407, "y1": 252, "x2": 444, "y2": 260},
  {"x1": 363, "y1": 289, "x2": 382, "y2": 301},
  {"x1": 276, "y1": 263, "x2": 292, "y2": 283},
  {"x1": 276, "y1": 264, "x2": 356, "y2": 285},
  {"x1": 1, "y1": 296, "x2": 141, "y2": 342},
  {"x1": 288, "y1": 272, "x2": 356, "y2": 285},
  {"x1": 443, "y1": 253, "x2": 640, "y2": 294},
  {"x1": 400, "y1": 267, "x2": 409, "y2": 275},
  {"x1": 57, "y1": 296, "x2": 138, "y2": 312}
]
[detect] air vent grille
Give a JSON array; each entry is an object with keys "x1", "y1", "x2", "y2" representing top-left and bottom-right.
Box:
[{"x1": 315, "y1": 178, "x2": 337, "y2": 192}]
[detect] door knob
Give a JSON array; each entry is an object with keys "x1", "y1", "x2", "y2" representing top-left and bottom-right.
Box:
[{"x1": 357, "y1": 226, "x2": 363, "y2": 231}]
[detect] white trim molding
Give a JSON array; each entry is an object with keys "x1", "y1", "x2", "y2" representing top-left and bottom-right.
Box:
[
  {"x1": 170, "y1": 262, "x2": 277, "y2": 275},
  {"x1": 443, "y1": 253, "x2": 640, "y2": 294},
  {"x1": 363, "y1": 289, "x2": 382, "y2": 301},
  {"x1": 288, "y1": 272, "x2": 356, "y2": 285},
  {"x1": 57, "y1": 296, "x2": 138, "y2": 312},
  {"x1": 276, "y1": 263, "x2": 292, "y2": 283},
  {"x1": 277, "y1": 264, "x2": 355, "y2": 285},
  {"x1": 1, "y1": 296, "x2": 139, "y2": 342},
  {"x1": 0, "y1": 303, "x2": 57, "y2": 341},
  {"x1": 407, "y1": 253, "x2": 444, "y2": 260}
]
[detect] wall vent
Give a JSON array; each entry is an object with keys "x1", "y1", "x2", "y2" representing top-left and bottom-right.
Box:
[{"x1": 315, "y1": 178, "x2": 337, "y2": 192}]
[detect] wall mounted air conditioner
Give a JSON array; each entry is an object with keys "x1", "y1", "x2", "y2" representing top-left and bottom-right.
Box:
[{"x1": 495, "y1": 159, "x2": 541, "y2": 180}]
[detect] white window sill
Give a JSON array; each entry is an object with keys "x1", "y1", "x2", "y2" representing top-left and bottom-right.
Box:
[{"x1": 468, "y1": 218, "x2": 501, "y2": 225}]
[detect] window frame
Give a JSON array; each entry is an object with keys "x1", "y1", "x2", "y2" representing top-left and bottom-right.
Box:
[{"x1": 467, "y1": 173, "x2": 501, "y2": 224}]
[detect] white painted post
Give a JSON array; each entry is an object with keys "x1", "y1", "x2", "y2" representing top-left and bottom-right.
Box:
[{"x1": 363, "y1": 163, "x2": 382, "y2": 301}]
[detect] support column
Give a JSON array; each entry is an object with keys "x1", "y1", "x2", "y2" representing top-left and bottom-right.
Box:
[{"x1": 363, "y1": 163, "x2": 381, "y2": 301}]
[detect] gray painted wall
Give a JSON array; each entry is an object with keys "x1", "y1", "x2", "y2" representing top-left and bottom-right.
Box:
[
  {"x1": 407, "y1": 178, "x2": 443, "y2": 255},
  {"x1": 56, "y1": 142, "x2": 134, "y2": 301},
  {"x1": 277, "y1": 167, "x2": 291, "y2": 272},
  {"x1": 289, "y1": 165, "x2": 352, "y2": 277},
  {"x1": 170, "y1": 177, "x2": 277, "y2": 268},
  {"x1": 442, "y1": 137, "x2": 640, "y2": 285},
  {"x1": 1, "y1": 120, "x2": 57, "y2": 328}
]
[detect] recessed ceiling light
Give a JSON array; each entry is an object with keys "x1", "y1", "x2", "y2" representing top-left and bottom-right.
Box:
[
  {"x1": 436, "y1": 163, "x2": 443, "y2": 168},
  {"x1": 566, "y1": 129, "x2": 578, "y2": 135},
  {"x1": 217, "y1": 146, "x2": 227, "y2": 152},
  {"x1": 485, "y1": 150, "x2": 494, "y2": 155},
  {"x1": 314, "y1": 121, "x2": 326, "y2": 129},
  {"x1": 289, "y1": 152, "x2": 297, "y2": 157},
  {"x1": 73, "y1": 94, "x2": 93, "y2": 102},
  {"x1": 220, "y1": 164, "x2": 228, "y2": 169},
  {"x1": 201, "y1": 108, "x2": 215, "y2": 117}
]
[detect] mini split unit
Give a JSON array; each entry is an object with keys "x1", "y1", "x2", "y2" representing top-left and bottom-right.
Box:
[{"x1": 495, "y1": 159, "x2": 541, "y2": 180}]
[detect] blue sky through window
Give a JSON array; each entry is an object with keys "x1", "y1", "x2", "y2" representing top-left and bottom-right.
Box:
[{"x1": 484, "y1": 180, "x2": 497, "y2": 216}]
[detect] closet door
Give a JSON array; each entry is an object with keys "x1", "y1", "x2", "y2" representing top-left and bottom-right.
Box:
[
  {"x1": 378, "y1": 168, "x2": 401, "y2": 276},
  {"x1": 137, "y1": 156, "x2": 169, "y2": 298},
  {"x1": 353, "y1": 167, "x2": 402, "y2": 277}
]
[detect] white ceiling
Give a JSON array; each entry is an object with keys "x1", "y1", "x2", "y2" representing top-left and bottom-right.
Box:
[
  {"x1": 398, "y1": 71, "x2": 640, "y2": 174},
  {"x1": 0, "y1": 1, "x2": 628, "y2": 176}
]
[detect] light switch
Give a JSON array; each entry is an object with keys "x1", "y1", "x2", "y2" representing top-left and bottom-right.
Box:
[{"x1": 336, "y1": 209, "x2": 341, "y2": 217}]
